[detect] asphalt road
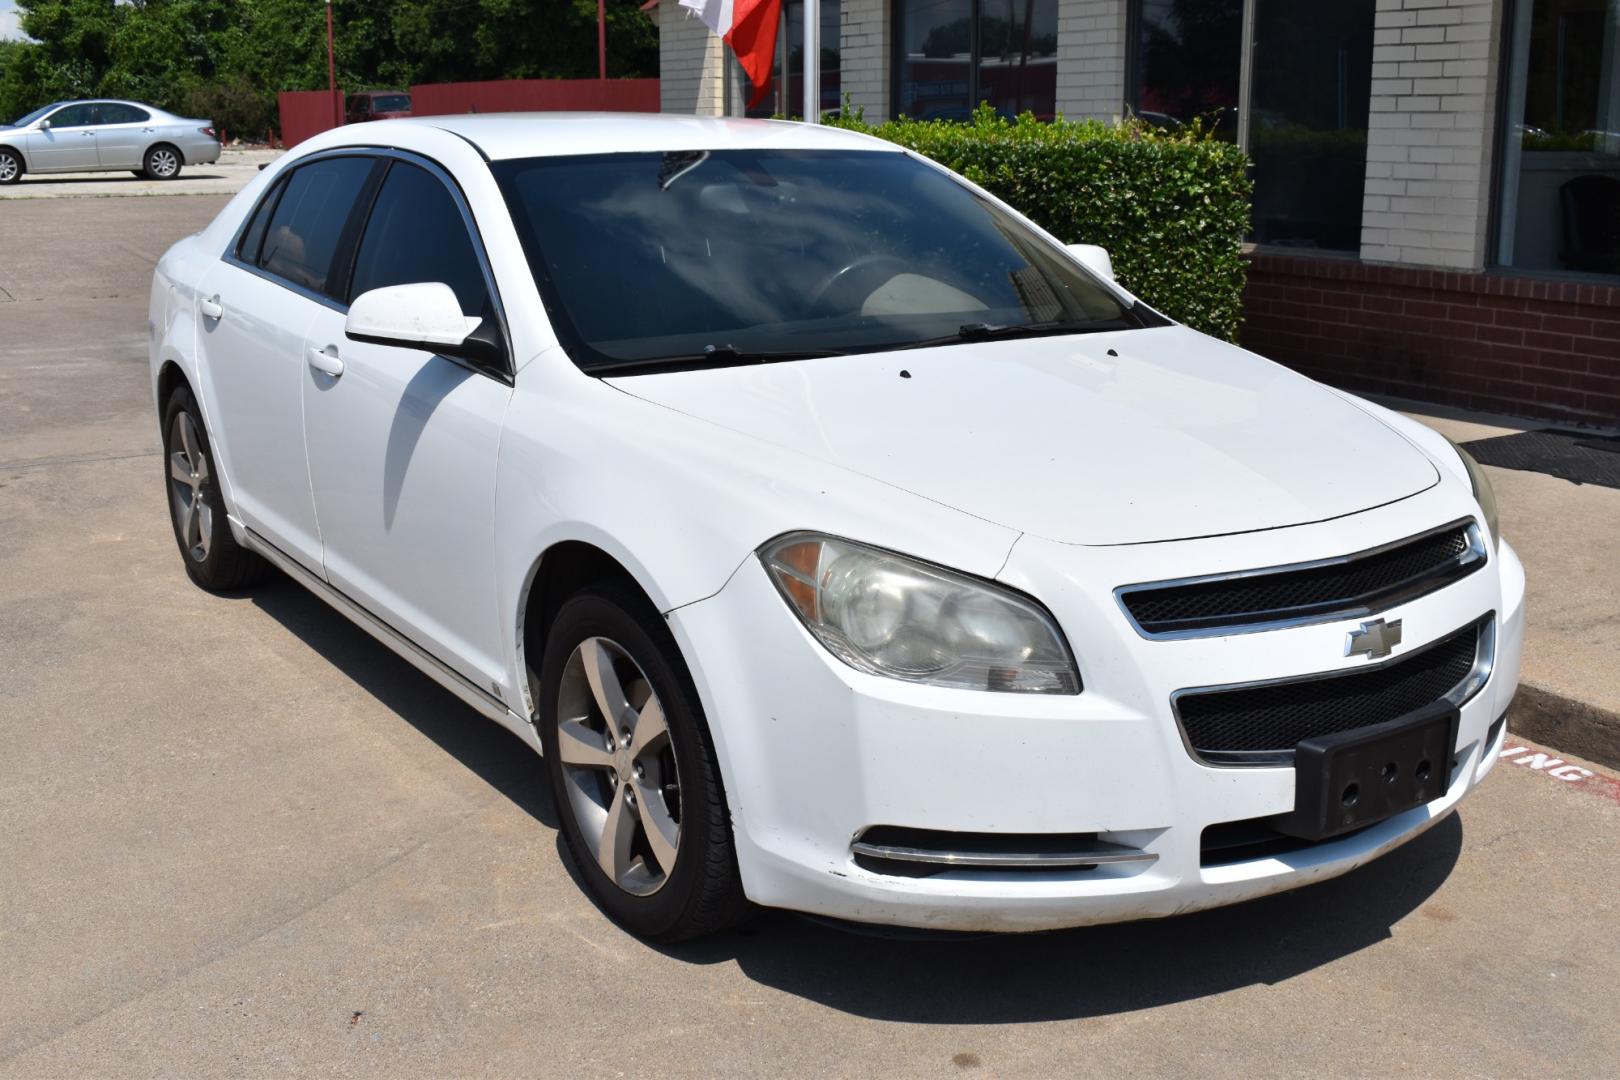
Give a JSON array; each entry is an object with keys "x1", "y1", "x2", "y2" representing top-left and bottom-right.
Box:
[{"x1": 2, "y1": 195, "x2": 1617, "y2": 1078}]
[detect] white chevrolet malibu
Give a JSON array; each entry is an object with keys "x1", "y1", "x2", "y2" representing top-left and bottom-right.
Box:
[{"x1": 148, "y1": 114, "x2": 1523, "y2": 940}]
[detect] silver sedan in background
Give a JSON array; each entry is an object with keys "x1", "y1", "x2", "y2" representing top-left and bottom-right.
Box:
[{"x1": 0, "y1": 99, "x2": 220, "y2": 184}]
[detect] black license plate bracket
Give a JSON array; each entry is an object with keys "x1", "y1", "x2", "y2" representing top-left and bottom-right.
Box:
[{"x1": 1275, "y1": 700, "x2": 1459, "y2": 842}]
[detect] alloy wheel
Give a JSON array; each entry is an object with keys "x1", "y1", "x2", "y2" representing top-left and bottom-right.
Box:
[
  {"x1": 150, "y1": 148, "x2": 179, "y2": 178},
  {"x1": 0, "y1": 153, "x2": 18, "y2": 183},
  {"x1": 555, "y1": 636, "x2": 682, "y2": 896},
  {"x1": 168, "y1": 412, "x2": 212, "y2": 562}
]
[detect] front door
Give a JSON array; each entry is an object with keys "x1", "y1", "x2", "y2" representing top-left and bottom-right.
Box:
[
  {"x1": 300, "y1": 157, "x2": 511, "y2": 693},
  {"x1": 198, "y1": 153, "x2": 378, "y2": 572},
  {"x1": 25, "y1": 103, "x2": 100, "y2": 171}
]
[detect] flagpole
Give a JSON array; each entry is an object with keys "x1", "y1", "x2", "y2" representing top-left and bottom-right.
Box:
[{"x1": 802, "y1": 0, "x2": 819, "y2": 123}]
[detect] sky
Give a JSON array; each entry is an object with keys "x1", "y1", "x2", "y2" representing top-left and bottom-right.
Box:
[{"x1": 0, "y1": 2, "x2": 22, "y2": 42}]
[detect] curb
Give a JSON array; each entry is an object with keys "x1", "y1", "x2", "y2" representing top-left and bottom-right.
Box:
[{"x1": 1507, "y1": 683, "x2": 1620, "y2": 772}]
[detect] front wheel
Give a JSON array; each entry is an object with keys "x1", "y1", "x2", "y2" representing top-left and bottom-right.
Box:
[
  {"x1": 143, "y1": 144, "x2": 182, "y2": 180},
  {"x1": 538, "y1": 583, "x2": 746, "y2": 941},
  {"x1": 0, "y1": 148, "x2": 22, "y2": 185}
]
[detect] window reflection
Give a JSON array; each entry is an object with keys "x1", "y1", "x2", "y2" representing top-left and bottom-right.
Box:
[
  {"x1": 1498, "y1": 0, "x2": 1620, "y2": 275},
  {"x1": 894, "y1": 0, "x2": 1057, "y2": 121}
]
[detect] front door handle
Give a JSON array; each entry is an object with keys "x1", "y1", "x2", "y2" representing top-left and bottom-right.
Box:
[
  {"x1": 307, "y1": 346, "x2": 345, "y2": 378},
  {"x1": 198, "y1": 295, "x2": 223, "y2": 320}
]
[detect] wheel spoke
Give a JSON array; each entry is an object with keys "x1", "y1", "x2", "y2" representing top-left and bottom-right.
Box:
[
  {"x1": 193, "y1": 452, "x2": 209, "y2": 485},
  {"x1": 169, "y1": 452, "x2": 192, "y2": 485},
  {"x1": 597, "y1": 785, "x2": 636, "y2": 882},
  {"x1": 556, "y1": 719, "x2": 614, "y2": 770},
  {"x1": 629, "y1": 695, "x2": 668, "y2": 759},
  {"x1": 178, "y1": 499, "x2": 196, "y2": 550},
  {"x1": 195, "y1": 500, "x2": 213, "y2": 556},
  {"x1": 179, "y1": 415, "x2": 200, "y2": 465},
  {"x1": 581, "y1": 638, "x2": 632, "y2": 741},
  {"x1": 633, "y1": 776, "x2": 680, "y2": 874}
]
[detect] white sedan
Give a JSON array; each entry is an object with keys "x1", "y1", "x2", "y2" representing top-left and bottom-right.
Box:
[{"x1": 148, "y1": 114, "x2": 1523, "y2": 940}]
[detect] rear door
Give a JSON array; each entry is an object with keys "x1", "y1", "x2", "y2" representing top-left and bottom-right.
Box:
[
  {"x1": 299, "y1": 155, "x2": 512, "y2": 692},
  {"x1": 93, "y1": 102, "x2": 152, "y2": 169},
  {"x1": 25, "y1": 103, "x2": 99, "y2": 171},
  {"x1": 197, "y1": 153, "x2": 380, "y2": 572}
]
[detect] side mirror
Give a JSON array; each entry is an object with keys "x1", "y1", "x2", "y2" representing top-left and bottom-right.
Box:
[
  {"x1": 345, "y1": 282, "x2": 501, "y2": 367},
  {"x1": 1065, "y1": 243, "x2": 1114, "y2": 281},
  {"x1": 37, "y1": 119, "x2": 50, "y2": 131}
]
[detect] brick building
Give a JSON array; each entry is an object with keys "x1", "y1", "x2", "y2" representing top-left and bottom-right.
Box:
[{"x1": 658, "y1": 0, "x2": 1620, "y2": 425}]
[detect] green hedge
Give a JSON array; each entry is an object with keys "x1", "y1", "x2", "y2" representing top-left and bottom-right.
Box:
[{"x1": 831, "y1": 105, "x2": 1252, "y2": 341}]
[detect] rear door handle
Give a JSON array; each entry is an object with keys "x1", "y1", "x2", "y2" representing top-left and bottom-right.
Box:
[
  {"x1": 198, "y1": 295, "x2": 223, "y2": 320},
  {"x1": 307, "y1": 346, "x2": 345, "y2": 378}
]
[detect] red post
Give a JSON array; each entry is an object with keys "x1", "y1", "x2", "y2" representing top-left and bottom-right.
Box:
[
  {"x1": 597, "y1": 0, "x2": 607, "y2": 80},
  {"x1": 326, "y1": 0, "x2": 340, "y2": 126}
]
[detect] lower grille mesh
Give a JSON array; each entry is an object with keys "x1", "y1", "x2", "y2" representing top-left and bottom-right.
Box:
[{"x1": 1175, "y1": 622, "x2": 1481, "y2": 762}]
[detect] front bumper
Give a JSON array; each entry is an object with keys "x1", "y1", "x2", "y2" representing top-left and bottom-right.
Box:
[{"x1": 669, "y1": 492, "x2": 1525, "y2": 933}]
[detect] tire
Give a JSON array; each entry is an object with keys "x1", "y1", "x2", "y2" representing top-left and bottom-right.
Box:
[
  {"x1": 538, "y1": 582, "x2": 746, "y2": 941},
  {"x1": 0, "y1": 147, "x2": 22, "y2": 185},
  {"x1": 142, "y1": 144, "x2": 183, "y2": 180},
  {"x1": 161, "y1": 385, "x2": 270, "y2": 591}
]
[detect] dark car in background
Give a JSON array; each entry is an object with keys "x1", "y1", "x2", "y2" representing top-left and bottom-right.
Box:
[{"x1": 345, "y1": 91, "x2": 412, "y2": 124}]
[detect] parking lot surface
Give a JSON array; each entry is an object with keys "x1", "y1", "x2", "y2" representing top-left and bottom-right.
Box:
[
  {"x1": 2, "y1": 195, "x2": 1618, "y2": 1078},
  {"x1": 0, "y1": 147, "x2": 279, "y2": 201}
]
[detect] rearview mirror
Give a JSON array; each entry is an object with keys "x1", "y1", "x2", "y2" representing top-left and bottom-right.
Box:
[
  {"x1": 345, "y1": 282, "x2": 500, "y2": 367},
  {"x1": 1065, "y1": 243, "x2": 1114, "y2": 281}
]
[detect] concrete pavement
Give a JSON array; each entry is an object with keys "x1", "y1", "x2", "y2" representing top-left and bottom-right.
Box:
[
  {"x1": 2, "y1": 194, "x2": 1618, "y2": 1077},
  {"x1": 0, "y1": 147, "x2": 280, "y2": 201}
]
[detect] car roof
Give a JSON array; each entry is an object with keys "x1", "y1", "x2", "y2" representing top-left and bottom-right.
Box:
[{"x1": 377, "y1": 113, "x2": 897, "y2": 161}]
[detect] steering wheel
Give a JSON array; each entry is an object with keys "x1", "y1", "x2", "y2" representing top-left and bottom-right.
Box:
[{"x1": 806, "y1": 254, "x2": 912, "y2": 316}]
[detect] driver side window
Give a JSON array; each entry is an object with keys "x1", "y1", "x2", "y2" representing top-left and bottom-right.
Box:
[{"x1": 47, "y1": 104, "x2": 96, "y2": 128}]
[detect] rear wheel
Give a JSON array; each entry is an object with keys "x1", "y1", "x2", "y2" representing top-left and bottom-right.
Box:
[
  {"x1": 143, "y1": 144, "x2": 182, "y2": 180},
  {"x1": 0, "y1": 148, "x2": 22, "y2": 185},
  {"x1": 162, "y1": 386, "x2": 270, "y2": 590},
  {"x1": 538, "y1": 583, "x2": 746, "y2": 941}
]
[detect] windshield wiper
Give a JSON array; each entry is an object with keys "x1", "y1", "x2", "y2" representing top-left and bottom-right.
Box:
[
  {"x1": 591, "y1": 344, "x2": 849, "y2": 376},
  {"x1": 892, "y1": 319, "x2": 1131, "y2": 351}
]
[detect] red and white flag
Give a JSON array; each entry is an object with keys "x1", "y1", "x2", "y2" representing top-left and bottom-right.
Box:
[{"x1": 678, "y1": 0, "x2": 782, "y2": 108}]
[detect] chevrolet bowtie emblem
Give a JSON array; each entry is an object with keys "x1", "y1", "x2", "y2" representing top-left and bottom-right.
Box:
[{"x1": 1346, "y1": 618, "x2": 1403, "y2": 660}]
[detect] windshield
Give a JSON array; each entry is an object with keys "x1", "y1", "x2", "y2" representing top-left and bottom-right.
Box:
[
  {"x1": 9, "y1": 101, "x2": 68, "y2": 127},
  {"x1": 494, "y1": 149, "x2": 1154, "y2": 372},
  {"x1": 372, "y1": 94, "x2": 410, "y2": 112}
]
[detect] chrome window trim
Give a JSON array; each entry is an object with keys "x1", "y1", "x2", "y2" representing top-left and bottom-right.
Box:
[
  {"x1": 1170, "y1": 612, "x2": 1496, "y2": 768},
  {"x1": 1115, "y1": 517, "x2": 1488, "y2": 640}
]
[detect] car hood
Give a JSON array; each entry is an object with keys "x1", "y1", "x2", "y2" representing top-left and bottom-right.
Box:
[{"x1": 607, "y1": 325, "x2": 1439, "y2": 546}]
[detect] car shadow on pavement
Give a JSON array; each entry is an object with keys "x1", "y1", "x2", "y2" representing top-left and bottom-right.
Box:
[
  {"x1": 663, "y1": 810, "x2": 1465, "y2": 1024},
  {"x1": 246, "y1": 573, "x2": 1462, "y2": 1023},
  {"x1": 16, "y1": 174, "x2": 228, "y2": 186},
  {"x1": 248, "y1": 575, "x2": 559, "y2": 830}
]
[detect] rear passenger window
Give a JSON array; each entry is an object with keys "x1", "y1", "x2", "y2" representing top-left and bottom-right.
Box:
[
  {"x1": 348, "y1": 162, "x2": 490, "y2": 317},
  {"x1": 236, "y1": 180, "x2": 281, "y2": 266},
  {"x1": 98, "y1": 103, "x2": 149, "y2": 125},
  {"x1": 258, "y1": 156, "x2": 375, "y2": 294}
]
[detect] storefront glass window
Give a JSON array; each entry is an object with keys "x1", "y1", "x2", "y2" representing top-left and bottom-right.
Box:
[
  {"x1": 894, "y1": 0, "x2": 1057, "y2": 121},
  {"x1": 1131, "y1": 0, "x2": 1375, "y2": 252},
  {"x1": 1497, "y1": 0, "x2": 1620, "y2": 275}
]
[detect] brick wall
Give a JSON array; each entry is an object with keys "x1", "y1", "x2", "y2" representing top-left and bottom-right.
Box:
[
  {"x1": 659, "y1": 1, "x2": 736, "y2": 116},
  {"x1": 1243, "y1": 253, "x2": 1620, "y2": 425},
  {"x1": 841, "y1": 0, "x2": 891, "y2": 123},
  {"x1": 1360, "y1": 0, "x2": 1502, "y2": 269},
  {"x1": 1055, "y1": 0, "x2": 1127, "y2": 120}
]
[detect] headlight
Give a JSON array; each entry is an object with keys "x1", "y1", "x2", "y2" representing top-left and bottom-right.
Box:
[
  {"x1": 1447, "y1": 437, "x2": 1500, "y2": 549},
  {"x1": 759, "y1": 533, "x2": 1080, "y2": 694}
]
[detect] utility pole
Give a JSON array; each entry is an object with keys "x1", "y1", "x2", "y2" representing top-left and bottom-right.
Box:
[
  {"x1": 803, "y1": 0, "x2": 819, "y2": 123},
  {"x1": 598, "y1": 0, "x2": 607, "y2": 80},
  {"x1": 326, "y1": 0, "x2": 340, "y2": 127}
]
